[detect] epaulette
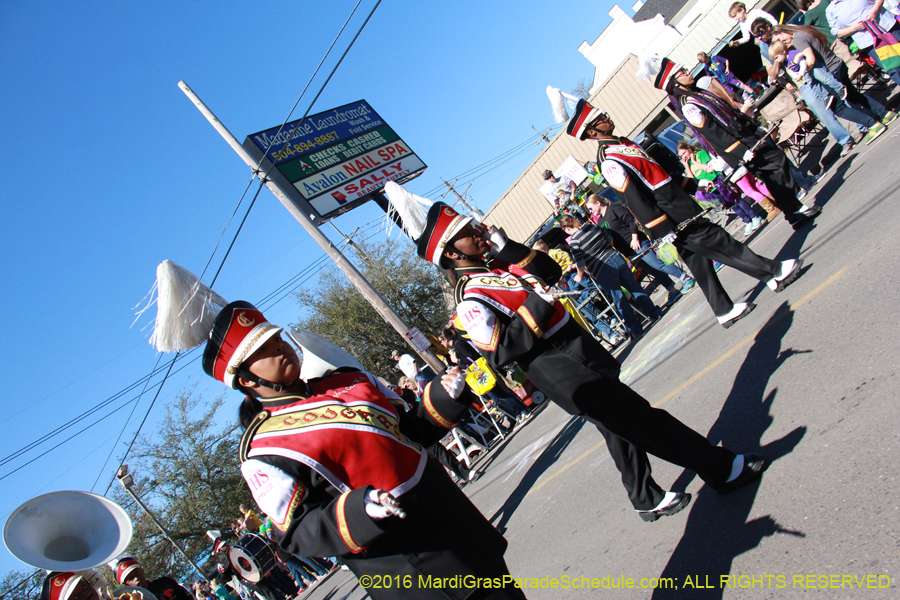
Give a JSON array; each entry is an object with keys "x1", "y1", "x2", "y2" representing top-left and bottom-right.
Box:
[
  {"x1": 453, "y1": 274, "x2": 471, "y2": 305},
  {"x1": 239, "y1": 410, "x2": 270, "y2": 462}
]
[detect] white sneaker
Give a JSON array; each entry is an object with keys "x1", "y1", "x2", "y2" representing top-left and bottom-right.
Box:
[
  {"x1": 750, "y1": 216, "x2": 764, "y2": 231},
  {"x1": 766, "y1": 259, "x2": 803, "y2": 292},
  {"x1": 717, "y1": 303, "x2": 756, "y2": 328},
  {"x1": 743, "y1": 222, "x2": 754, "y2": 237}
]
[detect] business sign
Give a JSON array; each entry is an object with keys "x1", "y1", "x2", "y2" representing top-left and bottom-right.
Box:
[{"x1": 242, "y1": 100, "x2": 427, "y2": 225}]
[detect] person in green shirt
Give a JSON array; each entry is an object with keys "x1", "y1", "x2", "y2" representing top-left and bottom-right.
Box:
[{"x1": 676, "y1": 143, "x2": 764, "y2": 236}]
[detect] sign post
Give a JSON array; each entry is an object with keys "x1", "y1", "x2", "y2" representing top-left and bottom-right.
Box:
[{"x1": 178, "y1": 81, "x2": 443, "y2": 373}]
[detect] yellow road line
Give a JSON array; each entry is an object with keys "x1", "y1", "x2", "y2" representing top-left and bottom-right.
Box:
[{"x1": 524, "y1": 267, "x2": 847, "y2": 496}]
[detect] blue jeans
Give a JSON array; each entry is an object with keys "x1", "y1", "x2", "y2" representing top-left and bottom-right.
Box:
[
  {"x1": 282, "y1": 554, "x2": 315, "y2": 586},
  {"x1": 798, "y1": 81, "x2": 854, "y2": 146},
  {"x1": 629, "y1": 240, "x2": 688, "y2": 288},
  {"x1": 810, "y1": 65, "x2": 844, "y2": 97},
  {"x1": 590, "y1": 254, "x2": 661, "y2": 336}
]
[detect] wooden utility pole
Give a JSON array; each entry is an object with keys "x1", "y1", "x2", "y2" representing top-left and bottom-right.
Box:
[
  {"x1": 441, "y1": 179, "x2": 484, "y2": 220},
  {"x1": 178, "y1": 81, "x2": 443, "y2": 373},
  {"x1": 532, "y1": 125, "x2": 552, "y2": 144}
]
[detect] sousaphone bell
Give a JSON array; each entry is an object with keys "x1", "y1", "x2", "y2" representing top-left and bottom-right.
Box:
[{"x1": 3, "y1": 490, "x2": 133, "y2": 572}]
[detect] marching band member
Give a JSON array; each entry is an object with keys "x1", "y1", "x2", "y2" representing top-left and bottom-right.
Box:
[
  {"x1": 148, "y1": 260, "x2": 527, "y2": 600},
  {"x1": 565, "y1": 99, "x2": 804, "y2": 327},
  {"x1": 383, "y1": 182, "x2": 769, "y2": 524}
]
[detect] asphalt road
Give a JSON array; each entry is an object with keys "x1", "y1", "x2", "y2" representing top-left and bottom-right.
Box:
[{"x1": 302, "y1": 101, "x2": 900, "y2": 600}]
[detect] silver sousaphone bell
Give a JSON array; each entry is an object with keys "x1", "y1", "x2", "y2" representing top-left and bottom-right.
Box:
[{"x1": 3, "y1": 490, "x2": 133, "y2": 571}]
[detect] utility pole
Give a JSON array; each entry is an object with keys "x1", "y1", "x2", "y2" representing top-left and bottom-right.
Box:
[
  {"x1": 329, "y1": 223, "x2": 436, "y2": 336},
  {"x1": 178, "y1": 81, "x2": 443, "y2": 373},
  {"x1": 532, "y1": 125, "x2": 552, "y2": 144},
  {"x1": 441, "y1": 179, "x2": 484, "y2": 221}
]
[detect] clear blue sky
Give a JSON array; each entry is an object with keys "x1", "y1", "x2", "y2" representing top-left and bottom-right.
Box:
[{"x1": 0, "y1": 0, "x2": 616, "y2": 575}]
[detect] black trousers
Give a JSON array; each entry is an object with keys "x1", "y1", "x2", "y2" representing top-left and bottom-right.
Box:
[
  {"x1": 746, "y1": 142, "x2": 803, "y2": 223},
  {"x1": 675, "y1": 220, "x2": 780, "y2": 317},
  {"x1": 428, "y1": 441, "x2": 471, "y2": 481},
  {"x1": 574, "y1": 379, "x2": 736, "y2": 510},
  {"x1": 520, "y1": 327, "x2": 737, "y2": 512}
]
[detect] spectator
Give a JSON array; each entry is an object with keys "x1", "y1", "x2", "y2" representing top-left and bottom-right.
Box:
[
  {"x1": 532, "y1": 238, "x2": 624, "y2": 345},
  {"x1": 729, "y1": 1, "x2": 778, "y2": 46},
  {"x1": 584, "y1": 194, "x2": 695, "y2": 302},
  {"x1": 771, "y1": 22, "x2": 896, "y2": 136},
  {"x1": 390, "y1": 350, "x2": 434, "y2": 391},
  {"x1": 559, "y1": 215, "x2": 662, "y2": 338},
  {"x1": 676, "y1": 142, "x2": 765, "y2": 236},
  {"x1": 697, "y1": 52, "x2": 755, "y2": 99},
  {"x1": 827, "y1": 0, "x2": 900, "y2": 85}
]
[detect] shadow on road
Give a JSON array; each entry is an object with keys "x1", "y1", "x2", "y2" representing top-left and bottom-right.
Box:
[
  {"x1": 488, "y1": 416, "x2": 585, "y2": 534},
  {"x1": 652, "y1": 303, "x2": 808, "y2": 600}
]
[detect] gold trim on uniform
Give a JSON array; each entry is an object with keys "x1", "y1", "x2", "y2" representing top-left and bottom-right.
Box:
[
  {"x1": 272, "y1": 480, "x2": 307, "y2": 533},
  {"x1": 517, "y1": 306, "x2": 543, "y2": 337},
  {"x1": 513, "y1": 250, "x2": 537, "y2": 269},
  {"x1": 230, "y1": 324, "x2": 280, "y2": 373},
  {"x1": 335, "y1": 492, "x2": 363, "y2": 553},
  {"x1": 645, "y1": 214, "x2": 668, "y2": 228},
  {"x1": 725, "y1": 140, "x2": 742, "y2": 153},
  {"x1": 472, "y1": 321, "x2": 501, "y2": 353},
  {"x1": 239, "y1": 410, "x2": 270, "y2": 462},
  {"x1": 422, "y1": 383, "x2": 456, "y2": 429}
]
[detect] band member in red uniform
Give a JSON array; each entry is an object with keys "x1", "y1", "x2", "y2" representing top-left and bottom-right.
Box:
[
  {"x1": 565, "y1": 99, "x2": 804, "y2": 327},
  {"x1": 148, "y1": 259, "x2": 528, "y2": 600},
  {"x1": 383, "y1": 182, "x2": 770, "y2": 525}
]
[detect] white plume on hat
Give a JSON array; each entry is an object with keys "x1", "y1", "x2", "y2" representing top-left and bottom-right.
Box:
[
  {"x1": 636, "y1": 53, "x2": 664, "y2": 85},
  {"x1": 546, "y1": 86, "x2": 582, "y2": 124},
  {"x1": 138, "y1": 260, "x2": 228, "y2": 352},
  {"x1": 383, "y1": 181, "x2": 433, "y2": 241}
]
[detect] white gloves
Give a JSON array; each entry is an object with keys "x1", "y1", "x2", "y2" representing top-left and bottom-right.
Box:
[
  {"x1": 440, "y1": 367, "x2": 466, "y2": 399},
  {"x1": 365, "y1": 489, "x2": 407, "y2": 520},
  {"x1": 709, "y1": 156, "x2": 729, "y2": 172},
  {"x1": 742, "y1": 149, "x2": 755, "y2": 163},
  {"x1": 660, "y1": 232, "x2": 677, "y2": 245},
  {"x1": 534, "y1": 285, "x2": 557, "y2": 304},
  {"x1": 488, "y1": 229, "x2": 507, "y2": 256}
]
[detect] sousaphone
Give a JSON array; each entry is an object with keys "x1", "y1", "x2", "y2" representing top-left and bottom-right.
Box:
[{"x1": 3, "y1": 490, "x2": 133, "y2": 572}]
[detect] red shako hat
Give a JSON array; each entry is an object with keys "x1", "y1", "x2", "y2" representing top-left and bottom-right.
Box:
[
  {"x1": 202, "y1": 301, "x2": 282, "y2": 389},
  {"x1": 41, "y1": 572, "x2": 85, "y2": 600}
]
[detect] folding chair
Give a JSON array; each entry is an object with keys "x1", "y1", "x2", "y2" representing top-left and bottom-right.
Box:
[{"x1": 756, "y1": 85, "x2": 822, "y2": 162}]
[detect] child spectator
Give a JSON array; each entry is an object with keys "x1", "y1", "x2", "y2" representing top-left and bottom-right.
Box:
[{"x1": 729, "y1": 1, "x2": 778, "y2": 46}]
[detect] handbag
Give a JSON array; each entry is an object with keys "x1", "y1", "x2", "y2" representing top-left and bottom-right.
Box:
[
  {"x1": 863, "y1": 20, "x2": 900, "y2": 72},
  {"x1": 465, "y1": 357, "x2": 497, "y2": 395}
]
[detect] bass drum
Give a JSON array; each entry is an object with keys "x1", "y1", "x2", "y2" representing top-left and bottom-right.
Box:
[{"x1": 229, "y1": 533, "x2": 276, "y2": 583}]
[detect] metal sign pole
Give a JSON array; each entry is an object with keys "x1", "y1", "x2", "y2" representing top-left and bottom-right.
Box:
[{"x1": 178, "y1": 81, "x2": 443, "y2": 373}]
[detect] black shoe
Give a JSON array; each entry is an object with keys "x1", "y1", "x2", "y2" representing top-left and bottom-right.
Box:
[
  {"x1": 716, "y1": 454, "x2": 769, "y2": 495},
  {"x1": 638, "y1": 492, "x2": 692, "y2": 522}
]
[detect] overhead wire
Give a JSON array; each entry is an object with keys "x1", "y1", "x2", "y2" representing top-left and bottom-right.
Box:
[
  {"x1": 92, "y1": 0, "x2": 385, "y2": 495},
  {"x1": 4, "y1": 0, "x2": 562, "y2": 488}
]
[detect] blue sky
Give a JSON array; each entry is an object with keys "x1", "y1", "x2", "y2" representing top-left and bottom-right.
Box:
[{"x1": 0, "y1": 0, "x2": 615, "y2": 574}]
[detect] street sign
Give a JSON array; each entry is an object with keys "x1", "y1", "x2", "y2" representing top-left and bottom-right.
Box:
[{"x1": 242, "y1": 100, "x2": 427, "y2": 225}]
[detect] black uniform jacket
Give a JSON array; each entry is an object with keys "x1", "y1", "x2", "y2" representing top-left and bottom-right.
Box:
[
  {"x1": 454, "y1": 242, "x2": 621, "y2": 415},
  {"x1": 596, "y1": 137, "x2": 702, "y2": 240}
]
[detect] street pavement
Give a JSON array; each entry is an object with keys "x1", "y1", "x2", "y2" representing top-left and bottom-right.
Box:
[{"x1": 301, "y1": 103, "x2": 900, "y2": 600}]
